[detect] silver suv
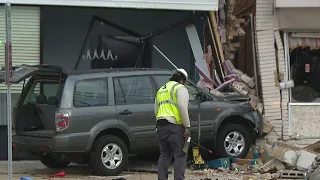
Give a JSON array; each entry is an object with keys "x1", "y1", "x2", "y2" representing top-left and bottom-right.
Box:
[{"x1": 0, "y1": 65, "x2": 263, "y2": 176}]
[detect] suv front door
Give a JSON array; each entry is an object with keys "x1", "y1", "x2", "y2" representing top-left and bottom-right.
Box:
[
  {"x1": 152, "y1": 75, "x2": 217, "y2": 142},
  {"x1": 113, "y1": 75, "x2": 157, "y2": 151}
]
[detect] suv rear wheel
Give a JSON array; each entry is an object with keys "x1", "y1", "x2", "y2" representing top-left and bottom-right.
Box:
[
  {"x1": 40, "y1": 154, "x2": 70, "y2": 169},
  {"x1": 90, "y1": 135, "x2": 128, "y2": 176},
  {"x1": 216, "y1": 124, "x2": 252, "y2": 158}
]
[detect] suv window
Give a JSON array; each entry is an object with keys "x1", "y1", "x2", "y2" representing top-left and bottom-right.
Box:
[
  {"x1": 73, "y1": 78, "x2": 108, "y2": 107},
  {"x1": 153, "y1": 75, "x2": 170, "y2": 88},
  {"x1": 185, "y1": 83, "x2": 200, "y2": 101},
  {"x1": 24, "y1": 80, "x2": 60, "y2": 105},
  {"x1": 114, "y1": 76, "x2": 154, "y2": 105},
  {"x1": 154, "y1": 74, "x2": 199, "y2": 101}
]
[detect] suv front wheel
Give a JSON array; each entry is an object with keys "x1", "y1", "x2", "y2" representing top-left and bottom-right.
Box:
[
  {"x1": 90, "y1": 135, "x2": 128, "y2": 176},
  {"x1": 216, "y1": 124, "x2": 252, "y2": 158}
]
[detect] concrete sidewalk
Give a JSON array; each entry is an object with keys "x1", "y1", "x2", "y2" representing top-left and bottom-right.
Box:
[{"x1": 0, "y1": 161, "x2": 243, "y2": 180}]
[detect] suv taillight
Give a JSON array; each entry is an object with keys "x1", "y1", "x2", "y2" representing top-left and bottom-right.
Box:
[{"x1": 55, "y1": 112, "x2": 69, "y2": 131}]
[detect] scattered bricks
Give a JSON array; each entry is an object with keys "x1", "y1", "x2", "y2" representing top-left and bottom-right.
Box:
[
  {"x1": 245, "y1": 149, "x2": 255, "y2": 159},
  {"x1": 238, "y1": 164, "x2": 250, "y2": 171},
  {"x1": 243, "y1": 175, "x2": 257, "y2": 180},
  {"x1": 252, "y1": 167, "x2": 259, "y2": 173},
  {"x1": 260, "y1": 173, "x2": 272, "y2": 180},
  {"x1": 231, "y1": 158, "x2": 258, "y2": 166},
  {"x1": 259, "y1": 158, "x2": 285, "y2": 173},
  {"x1": 231, "y1": 163, "x2": 239, "y2": 171},
  {"x1": 271, "y1": 173, "x2": 280, "y2": 179},
  {"x1": 260, "y1": 144, "x2": 274, "y2": 163}
]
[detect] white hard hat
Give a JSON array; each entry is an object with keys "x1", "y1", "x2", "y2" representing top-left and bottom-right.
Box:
[{"x1": 172, "y1": 68, "x2": 188, "y2": 80}]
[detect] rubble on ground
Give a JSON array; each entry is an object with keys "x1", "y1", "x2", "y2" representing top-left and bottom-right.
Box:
[{"x1": 186, "y1": 132, "x2": 320, "y2": 180}]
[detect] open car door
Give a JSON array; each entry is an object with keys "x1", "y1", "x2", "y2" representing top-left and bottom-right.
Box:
[{"x1": 0, "y1": 64, "x2": 64, "y2": 84}]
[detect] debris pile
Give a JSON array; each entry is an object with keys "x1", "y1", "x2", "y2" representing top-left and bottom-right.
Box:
[
  {"x1": 193, "y1": 0, "x2": 261, "y2": 112},
  {"x1": 187, "y1": 140, "x2": 320, "y2": 179}
]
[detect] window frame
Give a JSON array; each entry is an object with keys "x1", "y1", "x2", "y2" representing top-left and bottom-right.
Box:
[
  {"x1": 152, "y1": 74, "x2": 217, "y2": 102},
  {"x1": 23, "y1": 79, "x2": 61, "y2": 105},
  {"x1": 113, "y1": 75, "x2": 156, "y2": 105},
  {"x1": 73, "y1": 77, "x2": 109, "y2": 108}
]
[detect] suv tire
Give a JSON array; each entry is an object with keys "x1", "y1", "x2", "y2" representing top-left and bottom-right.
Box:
[
  {"x1": 216, "y1": 124, "x2": 252, "y2": 158},
  {"x1": 90, "y1": 135, "x2": 128, "y2": 176},
  {"x1": 40, "y1": 154, "x2": 70, "y2": 169}
]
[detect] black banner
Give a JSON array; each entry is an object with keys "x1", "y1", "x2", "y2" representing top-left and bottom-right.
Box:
[{"x1": 86, "y1": 36, "x2": 141, "y2": 69}]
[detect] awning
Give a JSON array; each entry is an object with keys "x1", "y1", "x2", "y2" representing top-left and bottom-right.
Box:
[
  {"x1": 275, "y1": 0, "x2": 320, "y2": 8},
  {"x1": 0, "y1": 0, "x2": 218, "y2": 11},
  {"x1": 278, "y1": 8, "x2": 320, "y2": 30}
]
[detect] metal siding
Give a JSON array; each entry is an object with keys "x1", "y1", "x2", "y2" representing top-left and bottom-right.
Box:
[
  {"x1": 0, "y1": 6, "x2": 40, "y2": 93},
  {"x1": 0, "y1": 0, "x2": 218, "y2": 11}
]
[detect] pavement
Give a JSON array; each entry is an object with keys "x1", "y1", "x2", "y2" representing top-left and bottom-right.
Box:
[{"x1": 0, "y1": 160, "x2": 217, "y2": 180}]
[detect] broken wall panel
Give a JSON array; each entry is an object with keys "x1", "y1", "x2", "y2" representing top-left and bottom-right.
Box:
[
  {"x1": 274, "y1": 30, "x2": 289, "y2": 137},
  {"x1": 255, "y1": 0, "x2": 279, "y2": 31},
  {"x1": 255, "y1": 0, "x2": 282, "y2": 136}
]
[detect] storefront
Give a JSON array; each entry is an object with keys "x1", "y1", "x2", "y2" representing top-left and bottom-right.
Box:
[
  {"x1": 276, "y1": 2, "x2": 320, "y2": 145},
  {"x1": 0, "y1": 0, "x2": 218, "y2": 124}
]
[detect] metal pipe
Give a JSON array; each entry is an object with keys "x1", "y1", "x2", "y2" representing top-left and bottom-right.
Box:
[
  {"x1": 249, "y1": 13, "x2": 259, "y2": 99},
  {"x1": 197, "y1": 94, "x2": 201, "y2": 144},
  {"x1": 283, "y1": 31, "x2": 292, "y2": 102},
  {"x1": 5, "y1": 2, "x2": 13, "y2": 180},
  {"x1": 153, "y1": 45, "x2": 178, "y2": 69},
  {"x1": 290, "y1": 133, "x2": 320, "y2": 140}
]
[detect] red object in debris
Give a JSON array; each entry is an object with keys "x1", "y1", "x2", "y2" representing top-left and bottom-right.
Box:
[
  {"x1": 305, "y1": 64, "x2": 310, "y2": 73},
  {"x1": 48, "y1": 170, "x2": 66, "y2": 178}
]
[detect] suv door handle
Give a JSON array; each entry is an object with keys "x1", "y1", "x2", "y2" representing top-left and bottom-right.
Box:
[{"x1": 119, "y1": 110, "x2": 132, "y2": 115}]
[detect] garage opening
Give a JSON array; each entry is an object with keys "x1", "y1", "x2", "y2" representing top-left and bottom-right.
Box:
[{"x1": 41, "y1": 6, "x2": 198, "y2": 78}]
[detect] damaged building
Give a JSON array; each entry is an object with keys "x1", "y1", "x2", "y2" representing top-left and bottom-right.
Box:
[{"x1": 0, "y1": 0, "x2": 319, "y2": 163}]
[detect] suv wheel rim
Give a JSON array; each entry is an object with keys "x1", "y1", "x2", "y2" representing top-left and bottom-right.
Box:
[
  {"x1": 224, "y1": 131, "x2": 245, "y2": 157},
  {"x1": 101, "y1": 143, "x2": 123, "y2": 169}
]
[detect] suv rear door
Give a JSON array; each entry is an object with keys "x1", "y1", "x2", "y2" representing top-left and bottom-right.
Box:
[
  {"x1": 0, "y1": 64, "x2": 64, "y2": 84},
  {"x1": 113, "y1": 75, "x2": 157, "y2": 151}
]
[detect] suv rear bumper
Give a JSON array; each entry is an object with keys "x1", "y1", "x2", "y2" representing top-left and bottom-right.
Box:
[{"x1": 13, "y1": 132, "x2": 94, "y2": 153}]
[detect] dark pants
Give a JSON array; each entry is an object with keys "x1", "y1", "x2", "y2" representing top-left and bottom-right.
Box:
[{"x1": 156, "y1": 120, "x2": 187, "y2": 180}]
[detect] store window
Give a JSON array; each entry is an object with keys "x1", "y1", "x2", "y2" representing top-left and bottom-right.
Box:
[
  {"x1": 114, "y1": 76, "x2": 155, "y2": 105},
  {"x1": 73, "y1": 78, "x2": 108, "y2": 107},
  {"x1": 289, "y1": 35, "x2": 320, "y2": 102}
]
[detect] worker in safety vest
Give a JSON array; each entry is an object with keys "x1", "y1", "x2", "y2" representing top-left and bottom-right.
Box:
[{"x1": 155, "y1": 68, "x2": 191, "y2": 180}]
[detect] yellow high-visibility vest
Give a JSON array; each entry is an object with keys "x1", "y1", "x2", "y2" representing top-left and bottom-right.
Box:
[{"x1": 156, "y1": 81, "x2": 184, "y2": 125}]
